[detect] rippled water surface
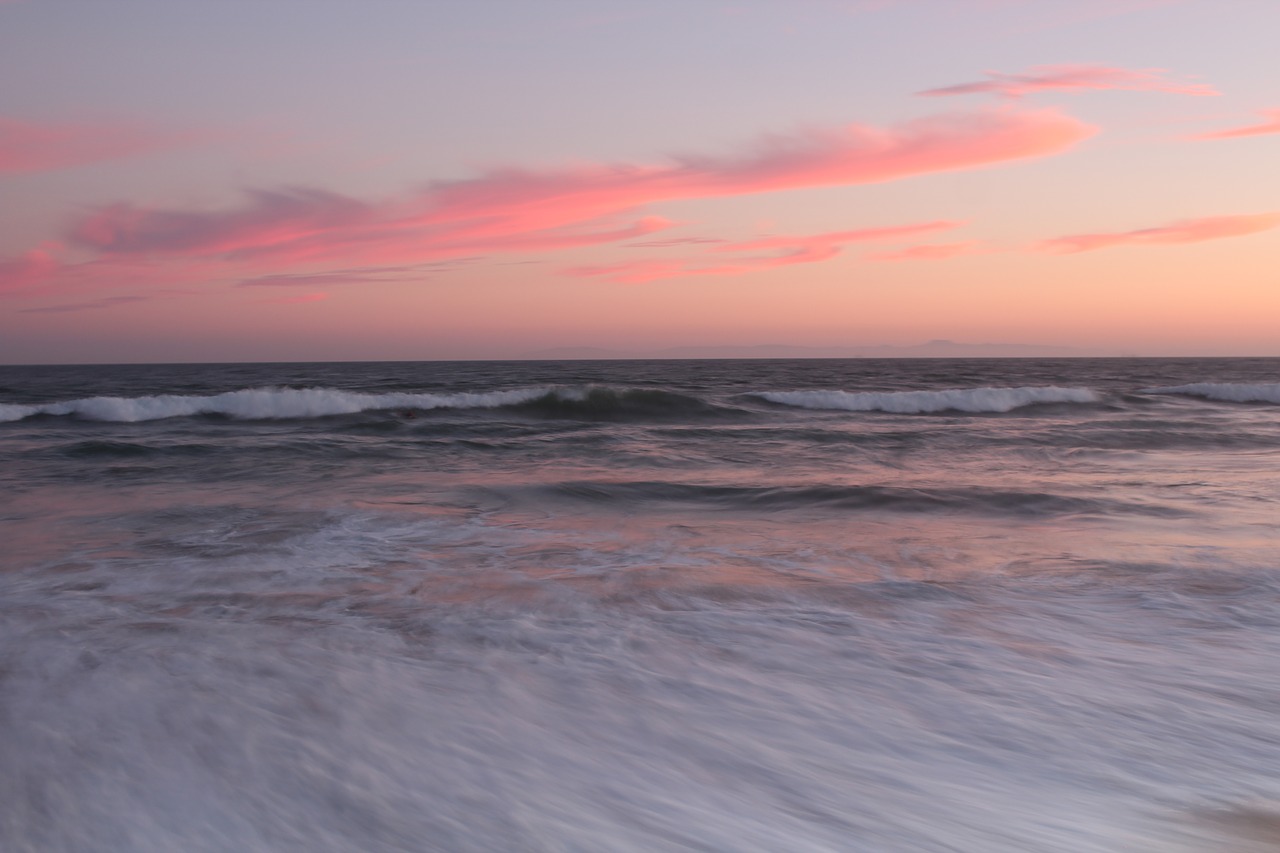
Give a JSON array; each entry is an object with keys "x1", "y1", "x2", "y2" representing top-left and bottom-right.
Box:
[{"x1": 3, "y1": 358, "x2": 1280, "y2": 852}]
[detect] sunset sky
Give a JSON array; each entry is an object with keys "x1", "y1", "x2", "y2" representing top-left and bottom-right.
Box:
[{"x1": 2, "y1": 0, "x2": 1278, "y2": 363}]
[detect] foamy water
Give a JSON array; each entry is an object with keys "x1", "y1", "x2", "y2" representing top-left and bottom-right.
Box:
[{"x1": 3, "y1": 358, "x2": 1279, "y2": 852}]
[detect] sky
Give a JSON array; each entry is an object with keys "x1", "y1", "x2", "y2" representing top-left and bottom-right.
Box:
[{"x1": 1, "y1": 0, "x2": 1278, "y2": 363}]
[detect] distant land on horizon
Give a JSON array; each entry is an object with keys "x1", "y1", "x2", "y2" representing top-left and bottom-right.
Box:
[{"x1": 524, "y1": 340, "x2": 1089, "y2": 360}]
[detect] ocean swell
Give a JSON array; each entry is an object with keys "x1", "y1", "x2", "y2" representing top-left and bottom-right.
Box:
[
  {"x1": 752, "y1": 386, "x2": 1099, "y2": 414},
  {"x1": 0, "y1": 386, "x2": 554, "y2": 423},
  {"x1": 0, "y1": 384, "x2": 745, "y2": 424},
  {"x1": 1144, "y1": 382, "x2": 1280, "y2": 404},
  {"x1": 512, "y1": 386, "x2": 736, "y2": 420},
  {"x1": 509, "y1": 480, "x2": 1187, "y2": 519}
]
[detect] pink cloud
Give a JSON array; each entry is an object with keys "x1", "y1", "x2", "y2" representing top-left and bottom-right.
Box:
[
  {"x1": 70, "y1": 188, "x2": 375, "y2": 257},
  {"x1": 625, "y1": 236, "x2": 728, "y2": 248},
  {"x1": 713, "y1": 221, "x2": 960, "y2": 261},
  {"x1": 866, "y1": 241, "x2": 985, "y2": 261},
  {"x1": 1192, "y1": 108, "x2": 1280, "y2": 140},
  {"x1": 20, "y1": 295, "x2": 149, "y2": 314},
  {"x1": 65, "y1": 107, "x2": 1090, "y2": 268},
  {"x1": 419, "y1": 108, "x2": 1091, "y2": 235},
  {"x1": 239, "y1": 272, "x2": 397, "y2": 288},
  {"x1": 567, "y1": 259, "x2": 704, "y2": 285},
  {"x1": 0, "y1": 245, "x2": 61, "y2": 293},
  {"x1": 237, "y1": 262, "x2": 469, "y2": 288},
  {"x1": 1038, "y1": 213, "x2": 1280, "y2": 253},
  {"x1": 0, "y1": 117, "x2": 198, "y2": 174},
  {"x1": 67, "y1": 189, "x2": 672, "y2": 269},
  {"x1": 78, "y1": 258, "x2": 222, "y2": 289},
  {"x1": 919, "y1": 64, "x2": 1218, "y2": 99},
  {"x1": 568, "y1": 220, "x2": 959, "y2": 283},
  {"x1": 7, "y1": 106, "x2": 1092, "y2": 298},
  {"x1": 259, "y1": 292, "x2": 330, "y2": 305}
]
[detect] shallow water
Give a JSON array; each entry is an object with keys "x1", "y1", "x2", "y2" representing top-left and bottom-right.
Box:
[{"x1": 3, "y1": 358, "x2": 1279, "y2": 851}]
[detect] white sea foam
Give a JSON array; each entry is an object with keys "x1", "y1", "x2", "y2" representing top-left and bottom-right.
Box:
[
  {"x1": 4, "y1": 505, "x2": 1280, "y2": 853},
  {"x1": 0, "y1": 402, "x2": 37, "y2": 423},
  {"x1": 1144, "y1": 382, "x2": 1280, "y2": 404},
  {"x1": 754, "y1": 386, "x2": 1099, "y2": 414},
  {"x1": 0, "y1": 386, "x2": 556, "y2": 422}
]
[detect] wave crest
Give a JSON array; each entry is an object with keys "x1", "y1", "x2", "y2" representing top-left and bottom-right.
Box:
[
  {"x1": 513, "y1": 386, "x2": 733, "y2": 420},
  {"x1": 0, "y1": 384, "x2": 742, "y2": 423},
  {"x1": 752, "y1": 386, "x2": 1099, "y2": 414},
  {"x1": 0, "y1": 386, "x2": 554, "y2": 423}
]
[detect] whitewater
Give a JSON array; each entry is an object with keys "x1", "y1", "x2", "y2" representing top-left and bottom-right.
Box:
[{"x1": 3, "y1": 357, "x2": 1280, "y2": 852}]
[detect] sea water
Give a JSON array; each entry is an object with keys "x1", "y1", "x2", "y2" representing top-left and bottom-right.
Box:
[{"x1": 2, "y1": 358, "x2": 1280, "y2": 852}]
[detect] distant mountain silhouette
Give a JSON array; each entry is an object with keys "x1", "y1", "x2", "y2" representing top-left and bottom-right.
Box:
[{"x1": 525, "y1": 340, "x2": 1085, "y2": 359}]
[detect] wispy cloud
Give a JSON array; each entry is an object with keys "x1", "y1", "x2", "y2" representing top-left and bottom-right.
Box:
[
  {"x1": 1191, "y1": 108, "x2": 1280, "y2": 140},
  {"x1": 866, "y1": 241, "x2": 986, "y2": 261},
  {"x1": 60, "y1": 107, "x2": 1090, "y2": 271},
  {"x1": 239, "y1": 272, "x2": 391, "y2": 288},
  {"x1": 0, "y1": 117, "x2": 199, "y2": 175},
  {"x1": 1038, "y1": 213, "x2": 1280, "y2": 253},
  {"x1": 624, "y1": 237, "x2": 728, "y2": 248},
  {"x1": 712, "y1": 223, "x2": 960, "y2": 262},
  {"x1": 20, "y1": 295, "x2": 149, "y2": 314},
  {"x1": 0, "y1": 246, "x2": 61, "y2": 293},
  {"x1": 237, "y1": 262, "x2": 470, "y2": 288},
  {"x1": 919, "y1": 64, "x2": 1218, "y2": 99},
  {"x1": 3, "y1": 106, "x2": 1092, "y2": 300},
  {"x1": 67, "y1": 189, "x2": 675, "y2": 268},
  {"x1": 419, "y1": 108, "x2": 1088, "y2": 240},
  {"x1": 258, "y1": 292, "x2": 330, "y2": 305},
  {"x1": 568, "y1": 221, "x2": 958, "y2": 283}
]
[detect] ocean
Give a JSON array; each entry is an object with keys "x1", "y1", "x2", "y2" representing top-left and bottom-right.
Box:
[{"x1": 2, "y1": 357, "x2": 1280, "y2": 852}]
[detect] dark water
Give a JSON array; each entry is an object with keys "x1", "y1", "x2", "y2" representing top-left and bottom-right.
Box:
[{"x1": 3, "y1": 358, "x2": 1280, "y2": 852}]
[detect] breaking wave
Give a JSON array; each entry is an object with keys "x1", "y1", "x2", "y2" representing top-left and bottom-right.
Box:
[
  {"x1": 751, "y1": 386, "x2": 1099, "y2": 414},
  {"x1": 0, "y1": 384, "x2": 743, "y2": 423},
  {"x1": 0, "y1": 386, "x2": 555, "y2": 423},
  {"x1": 1144, "y1": 382, "x2": 1280, "y2": 404},
  {"x1": 512, "y1": 386, "x2": 736, "y2": 420}
]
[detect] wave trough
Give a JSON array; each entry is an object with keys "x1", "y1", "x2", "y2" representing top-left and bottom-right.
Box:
[
  {"x1": 1144, "y1": 382, "x2": 1280, "y2": 404},
  {"x1": 752, "y1": 386, "x2": 1099, "y2": 414}
]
